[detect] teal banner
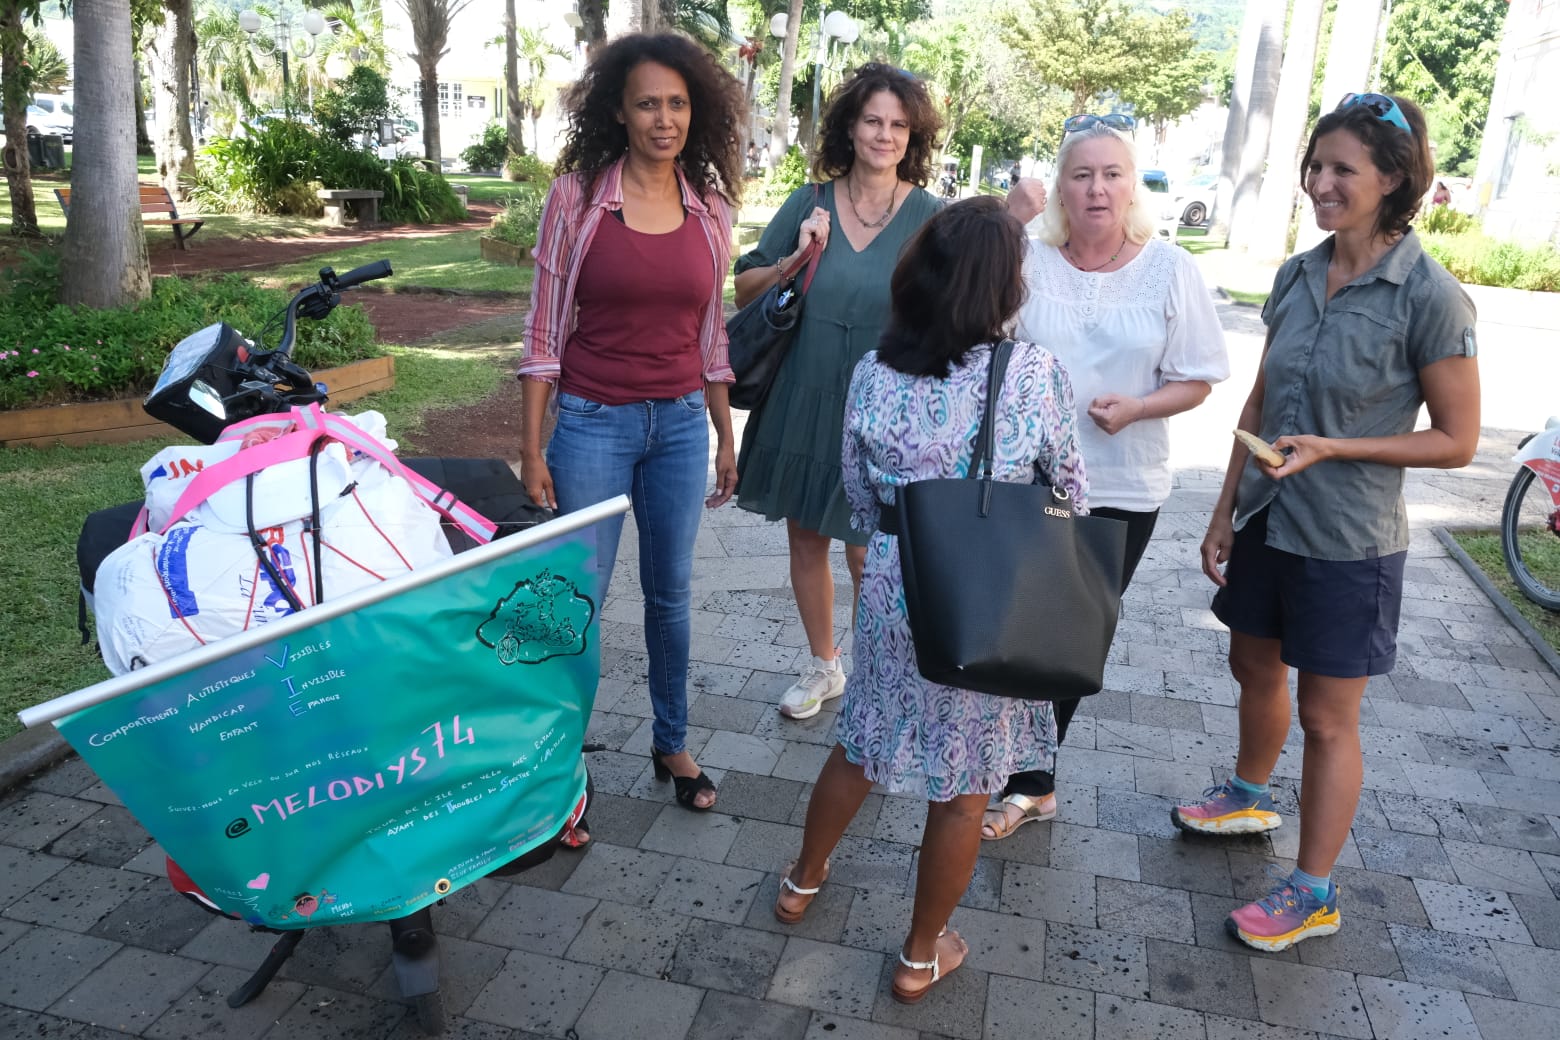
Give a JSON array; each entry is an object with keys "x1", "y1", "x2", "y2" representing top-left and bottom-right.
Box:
[{"x1": 54, "y1": 523, "x2": 601, "y2": 929}]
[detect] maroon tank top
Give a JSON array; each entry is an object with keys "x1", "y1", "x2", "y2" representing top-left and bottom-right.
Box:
[{"x1": 560, "y1": 211, "x2": 713, "y2": 405}]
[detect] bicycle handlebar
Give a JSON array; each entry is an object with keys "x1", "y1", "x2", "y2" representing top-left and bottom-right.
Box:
[
  {"x1": 269, "y1": 260, "x2": 394, "y2": 360},
  {"x1": 334, "y1": 260, "x2": 393, "y2": 290}
]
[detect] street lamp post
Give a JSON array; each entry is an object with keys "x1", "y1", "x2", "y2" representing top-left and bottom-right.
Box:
[
  {"x1": 239, "y1": 7, "x2": 326, "y2": 118},
  {"x1": 812, "y1": 11, "x2": 858, "y2": 139},
  {"x1": 770, "y1": 9, "x2": 858, "y2": 153}
]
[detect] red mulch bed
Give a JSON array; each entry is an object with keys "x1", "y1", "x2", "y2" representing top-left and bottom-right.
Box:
[{"x1": 142, "y1": 197, "x2": 529, "y2": 459}]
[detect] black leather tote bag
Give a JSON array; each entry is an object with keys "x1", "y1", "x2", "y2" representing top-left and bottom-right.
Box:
[
  {"x1": 886, "y1": 340, "x2": 1129, "y2": 700},
  {"x1": 726, "y1": 187, "x2": 822, "y2": 410}
]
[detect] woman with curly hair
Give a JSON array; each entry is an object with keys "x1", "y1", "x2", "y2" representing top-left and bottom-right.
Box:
[
  {"x1": 519, "y1": 33, "x2": 746, "y2": 815},
  {"x1": 731, "y1": 64, "x2": 946, "y2": 723}
]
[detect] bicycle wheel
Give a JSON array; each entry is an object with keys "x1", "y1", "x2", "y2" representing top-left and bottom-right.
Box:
[{"x1": 1500, "y1": 466, "x2": 1560, "y2": 611}]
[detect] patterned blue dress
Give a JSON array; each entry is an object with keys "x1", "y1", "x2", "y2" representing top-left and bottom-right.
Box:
[{"x1": 836, "y1": 343, "x2": 1090, "y2": 800}]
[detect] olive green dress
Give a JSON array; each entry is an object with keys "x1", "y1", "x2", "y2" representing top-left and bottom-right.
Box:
[{"x1": 734, "y1": 180, "x2": 941, "y2": 544}]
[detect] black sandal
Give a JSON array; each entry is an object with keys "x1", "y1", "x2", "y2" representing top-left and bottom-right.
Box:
[{"x1": 651, "y1": 748, "x2": 717, "y2": 812}]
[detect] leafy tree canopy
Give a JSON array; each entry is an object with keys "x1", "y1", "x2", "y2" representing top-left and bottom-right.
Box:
[
  {"x1": 312, "y1": 64, "x2": 389, "y2": 143},
  {"x1": 999, "y1": 0, "x2": 1190, "y2": 115},
  {"x1": 1117, "y1": 9, "x2": 1215, "y2": 140},
  {"x1": 1378, "y1": 0, "x2": 1505, "y2": 177}
]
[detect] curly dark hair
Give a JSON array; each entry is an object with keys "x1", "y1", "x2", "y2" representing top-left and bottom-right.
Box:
[
  {"x1": 878, "y1": 197, "x2": 1028, "y2": 379},
  {"x1": 556, "y1": 33, "x2": 747, "y2": 208},
  {"x1": 1301, "y1": 93, "x2": 1432, "y2": 240},
  {"x1": 811, "y1": 63, "x2": 941, "y2": 187}
]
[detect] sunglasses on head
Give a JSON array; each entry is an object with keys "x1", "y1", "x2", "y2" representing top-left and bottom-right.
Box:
[
  {"x1": 1063, "y1": 113, "x2": 1135, "y2": 134},
  {"x1": 1336, "y1": 92, "x2": 1411, "y2": 134},
  {"x1": 860, "y1": 61, "x2": 917, "y2": 82}
]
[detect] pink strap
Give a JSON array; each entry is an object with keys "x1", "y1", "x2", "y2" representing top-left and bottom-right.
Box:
[
  {"x1": 295, "y1": 406, "x2": 497, "y2": 543},
  {"x1": 158, "y1": 404, "x2": 498, "y2": 545},
  {"x1": 158, "y1": 426, "x2": 326, "y2": 533}
]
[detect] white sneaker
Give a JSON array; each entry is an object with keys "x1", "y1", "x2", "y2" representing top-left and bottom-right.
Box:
[{"x1": 778, "y1": 655, "x2": 846, "y2": 719}]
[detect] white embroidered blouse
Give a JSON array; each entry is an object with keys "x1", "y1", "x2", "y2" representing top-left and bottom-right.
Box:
[{"x1": 1016, "y1": 238, "x2": 1230, "y2": 511}]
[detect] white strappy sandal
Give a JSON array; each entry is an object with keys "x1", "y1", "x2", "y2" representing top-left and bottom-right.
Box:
[
  {"x1": 892, "y1": 930, "x2": 966, "y2": 1004},
  {"x1": 774, "y1": 859, "x2": 829, "y2": 924}
]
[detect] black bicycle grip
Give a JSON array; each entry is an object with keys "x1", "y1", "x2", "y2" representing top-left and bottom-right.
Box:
[{"x1": 334, "y1": 259, "x2": 393, "y2": 289}]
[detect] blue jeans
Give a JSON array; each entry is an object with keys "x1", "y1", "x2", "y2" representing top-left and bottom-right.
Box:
[{"x1": 548, "y1": 389, "x2": 708, "y2": 755}]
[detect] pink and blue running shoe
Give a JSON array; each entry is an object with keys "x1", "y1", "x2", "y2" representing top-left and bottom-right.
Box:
[
  {"x1": 1171, "y1": 780, "x2": 1283, "y2": 835},
  {"x1": 1226, "y1": 867, "x2": 1342, "y2": 952}
]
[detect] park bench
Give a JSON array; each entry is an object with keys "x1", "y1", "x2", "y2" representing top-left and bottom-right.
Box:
[
  {"x1": 318, "y1": 188, "x2": 384, "y2": 227},
  {"x1": 53, "y1": 185, "x2": 204, "y2": 250}
]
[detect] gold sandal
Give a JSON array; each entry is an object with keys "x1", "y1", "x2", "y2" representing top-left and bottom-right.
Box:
[{"x1": 980, "y1": 792, "x2": 1057, "y2": 841}]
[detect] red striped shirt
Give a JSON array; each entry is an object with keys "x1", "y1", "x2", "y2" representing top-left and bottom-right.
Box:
[{"x1": 518, "y1": 157, "x2": 734, "y2": 386}]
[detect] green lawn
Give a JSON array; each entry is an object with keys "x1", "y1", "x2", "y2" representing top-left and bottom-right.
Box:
[
  {"x1": 255, "y1": 230, "x2": 534, "y2": 295},
  {"x1": 1450, "y1": 530, "x2": 1560, "y2": 657},
  {"x1": 444, "y1": 173, "x2": 540, "y2": 207},
  {"x1": 0, "y1": 344, "x2": 503, "y2": 742}
]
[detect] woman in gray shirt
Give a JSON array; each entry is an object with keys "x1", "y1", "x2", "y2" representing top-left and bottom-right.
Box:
[{"x1": 1171, "y1": 94, "x2": 1481, "y2": 954}]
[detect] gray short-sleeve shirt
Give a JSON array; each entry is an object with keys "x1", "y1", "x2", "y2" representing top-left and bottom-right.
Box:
[{"x1": 1233, "y1": 230, "x2": 1477, "y2": 561}]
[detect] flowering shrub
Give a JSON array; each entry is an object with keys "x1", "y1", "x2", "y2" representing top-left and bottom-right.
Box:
[
  {"x1": 0, "y1": 252, "x2": 382, "y2": 410},
  {"x1": 486, "y1": 190, "x2": 545, "y2": 250}
]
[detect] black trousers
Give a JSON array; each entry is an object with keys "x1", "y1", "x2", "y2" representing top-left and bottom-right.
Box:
[{"x1": 1005, "y1": 506, "x2": 1160, "y2": 799}]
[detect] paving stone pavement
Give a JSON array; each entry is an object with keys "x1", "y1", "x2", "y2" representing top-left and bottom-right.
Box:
[{"x1": 4, "y1": 294, "x2": 1560, "y2": 1039}]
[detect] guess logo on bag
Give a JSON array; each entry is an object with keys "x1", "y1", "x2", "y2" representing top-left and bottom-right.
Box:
[{"x1": 1044, "y1": 504, "x2": 1071, "y2": 519}]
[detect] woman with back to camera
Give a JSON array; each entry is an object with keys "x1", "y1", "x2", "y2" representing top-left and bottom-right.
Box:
[
  {"x1": 772, "y1": 197, "x2": 1089, "y2": 1003},
  {"x1": 981, "y1": 114, "x2": 1229, "y2": 841},
  {"x1": 731, "y1": 63, "x2": 945, "y2": 724},
  {"x1": 518, "y1": 33, "x2": 747, "y2": 816},
  {"x1": 1172, "y1": 93, "x2": 1480, "y2": 952}
]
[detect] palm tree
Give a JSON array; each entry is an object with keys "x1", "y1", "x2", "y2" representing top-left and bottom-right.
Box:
[
  {"x1": 0, "y1": 0, "x2": 39, "y2": 236},
  {"x1": 319, "y1": 1, "x2": 389, "y2": 73},
  {"x1": 504, "y1": 0, "x2": 523, "y2": 158},
  {"x1": 195, "y1": 3, "x2": 272, "y2": 130},
  {"x1": 1225, "y1": 1, "x2": 1281, "y2": 250},
  {"x1": 770, "y1": 0, "x2": 804, "y2": 162},
  {"x1": 62, "y1": 0, "x2": 152, "y2": 307},
  {"x1": 516, "y1": 25, "x2": 566, "y2": 157},
  {"x1": 663, "y1": 0, "x2": 731, "y2": 53},
  {"x1": 1247, "y1": 0, "x2": 1324, "y2": 261},
  {"x1": 1293, "y1": 0, "x2": 1385, "y2": 252},
  {"x1": 1213, "y1": 0, "x2": 1281, "y2": 243},
  {"x1": 148, "y1": 0, "x2": 198, "y2": 199},
  {"x1": 399, "y1": 0, "x2": 478, "y2": 165}
]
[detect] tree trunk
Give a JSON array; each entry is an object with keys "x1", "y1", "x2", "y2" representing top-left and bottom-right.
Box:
[
  {"x1": 1211, "y1": 0, "x2": 1269, "y2": 239},
  {"x1": 579, "y1": 0, "x2": 606, "y2": 54},
  {"x1": 61, "y1": 0, "x2": 151, "y2": 307},
  {"x1": 419, "y1": 57, "x2": 441, "y2": 166},
  {"x1": 1225, "y1": 0, "x2": 1283, "y2": 251},
  {"x1": 606, "y1": 0, "x2": 645, "y2": 39},
  {"x1": 503, "y1": 0, "x2": 523, "y2": 163},
  {"x1": 1248, "y1": 0, "x2": 1324, "y2": 262},
  {"x1": 1295, "y1": 0, "x2": 1385, "y2": 252},
  {"x1": 149, "y1": 0, "x2": 197, "y2": 201},
  {"x1": 0, "y1": 0, "x2": 38, "y2": 237},
  {"x1": 770, "y1": 0, "x2": 805, "y2": 163},
  {"x1": 134, "y1": 56, "x2": 152, "y2": 154}
]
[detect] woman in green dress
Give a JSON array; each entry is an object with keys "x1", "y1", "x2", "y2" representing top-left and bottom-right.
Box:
[{"x1": 732, "y1": 64, "x2": 944, "y2": 722}]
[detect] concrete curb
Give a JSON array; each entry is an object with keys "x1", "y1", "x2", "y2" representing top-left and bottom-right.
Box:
[
  {"x1": 0, "y1": 722, "x2": 71, "y2": 795},
  {"x1": 1435, "y1": 526, "x2": 1560, "y2": 678}
]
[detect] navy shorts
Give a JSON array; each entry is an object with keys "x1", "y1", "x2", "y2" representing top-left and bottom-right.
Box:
[{"x1": 1211, "y1": 508, "x2": 1406, "y2": 678}]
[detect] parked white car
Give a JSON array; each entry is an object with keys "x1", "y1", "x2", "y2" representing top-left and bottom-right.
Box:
[
  {"x1": 1142, "y1": 170, "x2": 1179, "y2": 241},
  {"x1": 1174, "y1": 173, "x2": 1217, "y2": 227},
  {"x1": 25, "y1": 104, "x2": 71, "y2": 144},
  {"x1": 31, "y1": 93, "x2": 72, "y2": 141}
]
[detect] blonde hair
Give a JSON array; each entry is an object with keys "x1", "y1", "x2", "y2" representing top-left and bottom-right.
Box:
[{"x1": 1039, "y1": 123, "x2": 1158, "y2": 247}]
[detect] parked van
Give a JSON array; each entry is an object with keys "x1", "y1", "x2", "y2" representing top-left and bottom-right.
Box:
[{"x1": 30, "y1": 94, "x2": 72, "y2": 142}]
